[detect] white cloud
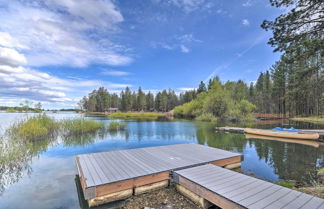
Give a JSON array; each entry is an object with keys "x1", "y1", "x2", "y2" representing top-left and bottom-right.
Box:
[
  {"x1": 0, "y1": 47, "x2": 27, "y2": 67},
  {"x1": 0, "y1": 0, "x2": 132, "y2": 67},
  {"x1": 180, "y1": 45, "x2": 190, "y2": 53},
  {"x1": 242, "y1": 19, "x2": 250, "y2": 26},
  {"x1": 178, "y1": 87, "x2": 195, "y2": 91},
  {"x1": 101, "y1": 70, "x2": 130, "y2": 76},
  {"x1": 243, "y1": 0, "x2": 252, "y2": 7},
  {"x1": 0, "y1": 64, "x2": 131, "y2": 104},
  {"x1": 0, "y1": 32, "x2": 28, "y2": 49}
]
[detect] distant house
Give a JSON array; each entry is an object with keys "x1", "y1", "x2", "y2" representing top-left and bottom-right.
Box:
[{"x1": 106, "y1": 107, "x2": 119, "y2": 113}]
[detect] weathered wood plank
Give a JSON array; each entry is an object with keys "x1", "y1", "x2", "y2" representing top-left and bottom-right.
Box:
[
  {"x1": 300, "y1": 196, "x2": 324, "y2": 209},
  {"x1": 174, "y1": 164, "x2": 324, "y2": 209},
  {"x1": 76, "y1": 143, "x2": 242, "y2": 188}
]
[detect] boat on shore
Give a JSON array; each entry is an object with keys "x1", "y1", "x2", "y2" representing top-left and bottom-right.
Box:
[{"x1": 244, "y1": 128, "x2": 320, "y2": 140}]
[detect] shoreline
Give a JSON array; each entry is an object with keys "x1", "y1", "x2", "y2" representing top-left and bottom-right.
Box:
[{"x1": 290, "y1": 117, "x2": 324, "y2": 125}]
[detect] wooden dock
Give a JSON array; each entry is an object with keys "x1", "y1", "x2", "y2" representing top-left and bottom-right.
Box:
[
  {"x1": 76, "y1": 143, "x2": 242, "y2": 206},
  {"x1": 76, "y1": 144, "x2": 324, "y2": 208},
  {"x1": 174, "y1": 164, "x2": 324, "y2": 209}
]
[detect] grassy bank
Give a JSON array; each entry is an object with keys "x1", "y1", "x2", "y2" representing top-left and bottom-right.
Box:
[
  {"x1": 6, "y1": 114, "x2": 105, "y2": 140},
  {"x1": 109, "y1": 112, "x2": 167, "y2": 120},
  {"x1": 290, "y1": 116, "x2": 324, "y2": 124}
]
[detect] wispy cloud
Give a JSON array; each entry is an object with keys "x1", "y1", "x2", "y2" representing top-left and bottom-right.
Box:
[
  {"x1": 243, "y1": 0, "x2": 252, "y2": 7},
  {"x1": 242, "y1": 19, "x2": 250, "y2": 26},
  {"x1": 167, "y1": 0, "x2": 205, "y2": 12},
  {"x1": 152, "y1": 33, "x2": 200, "y2": 53},
  {"x1": 180, "y1": 45, "x2": 190, "y2": 53},
  {"x1": 101, "y1": 70, "x2": 131, "y2": 76},
  {"x1": 205, "y1": 33, "x2": 268, "y2": 82}
]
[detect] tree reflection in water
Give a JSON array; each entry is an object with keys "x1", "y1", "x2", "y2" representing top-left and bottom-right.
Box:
[{"x1": 196, "y1": 123, "x2": 324, "y2": 185}]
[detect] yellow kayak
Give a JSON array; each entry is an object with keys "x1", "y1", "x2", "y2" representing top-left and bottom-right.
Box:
[
  {"x1": 244, "y1": 128, "x2": 320, "y2": 140},
  {"x1": 245, "y1": 134, "x2": 320, "y2": 147}
]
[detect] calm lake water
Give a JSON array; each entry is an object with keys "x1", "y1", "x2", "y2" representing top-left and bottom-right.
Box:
[{"x1": 0, "y1": 112, "x2": 324, "y2": 209}]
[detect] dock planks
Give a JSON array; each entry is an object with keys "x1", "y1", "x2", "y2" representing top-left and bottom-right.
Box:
[
  {"x1": 174, "y1": 164, "x2": 324, "y2": 209},
  {"x1": 76, "y1": 143, "x2": 242, "y2": 200}
]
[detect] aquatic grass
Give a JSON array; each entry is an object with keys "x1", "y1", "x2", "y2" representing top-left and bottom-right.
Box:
[
  {"x1": 61, "y1": 118, "x2": 104, "y2": 136},
  {"x1": 109, "y1": 112, "x2": 166, "y2": 120},
  {"x1": 108, "y1": 121, "x2": 126, "y2": 130},
  {"x1": 6, "y1": 114, "x2": 59, "y2": 141}
]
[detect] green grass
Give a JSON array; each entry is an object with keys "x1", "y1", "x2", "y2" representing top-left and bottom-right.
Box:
[
  {"x1": 6, "y1": 114, "x2": 59, "y2": 140},
  {"x1": 109, "y1": 112, "x2": 167, "y2": 120},
  {"x1": 61, "y1": 118, "x2": 104, "y2": 136},
  {"x1": 108, "y1": 121, "x2": 126, "y2": 130},
  {"x1": 290, "y1": 116, "x2": 324, "y2": 124},
  {"x1": 6, "y1": 108, "x2": 16, "y2": 113},
  {"x1": 277, "y1": 181, "x2": 295, "y2": 188}
]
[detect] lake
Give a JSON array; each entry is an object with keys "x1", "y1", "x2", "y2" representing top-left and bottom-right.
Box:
[{"x1": 0, "y1": 112, "x2": 324, "y2": 209}]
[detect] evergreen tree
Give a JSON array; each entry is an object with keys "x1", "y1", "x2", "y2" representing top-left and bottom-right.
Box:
[
  {"x1": 145, "y1": 92, "x2": 155, "y2": 111},
  {"x1": 137, "y1": 87, "x2": 146, "y2": 111},
  {"x1": 197, "y1": 81, "x2": 207, "y2": 94}
]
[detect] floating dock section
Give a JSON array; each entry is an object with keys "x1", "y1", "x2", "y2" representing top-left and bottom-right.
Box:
[
  {"x1": 76, "y1": 143, "x2": 242, "y2": 206},
  {"x1": 174, "y1": 164, "x2": 324, "y2": 209},
  {"x1": 76, "y1": 143, "x2": 324, "y2": 208}
]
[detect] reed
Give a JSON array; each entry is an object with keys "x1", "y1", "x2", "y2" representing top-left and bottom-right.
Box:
[
  {"x1": 6, "y1": 114, "x2": 59, "y2": 140},
  {"x1": 61, "y1": 118, "x2": 104, "y2": 136},
  {"x1": 108, "y1": 121, "x2": 126, "y2": 130}
]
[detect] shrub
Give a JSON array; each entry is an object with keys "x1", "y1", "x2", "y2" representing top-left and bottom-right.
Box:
[{"x1": 195, "y1": 113, "x2": 218, "y2": 122}]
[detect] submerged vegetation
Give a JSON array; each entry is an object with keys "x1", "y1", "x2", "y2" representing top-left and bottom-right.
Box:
[{"x1": 109, "y1": 112, "x2": 166, "y2": 120}]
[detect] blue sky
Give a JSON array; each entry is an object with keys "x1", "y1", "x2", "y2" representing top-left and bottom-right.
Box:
[{"x1": 0, "y1": 0, "x2": 283, "y2": 109}]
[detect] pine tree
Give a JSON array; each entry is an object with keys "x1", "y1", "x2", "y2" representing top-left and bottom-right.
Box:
[{"x1": 197, "y1": 81, "x2": 207, "y2": 94}]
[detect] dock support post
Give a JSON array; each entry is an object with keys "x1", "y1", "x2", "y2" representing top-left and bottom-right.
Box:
[{"x1": 176, "y1": 184, "x2": 212, "y2": 209}]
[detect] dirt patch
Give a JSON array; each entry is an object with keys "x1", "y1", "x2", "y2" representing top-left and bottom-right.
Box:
[
  {"x1": 295, "y1": 185, "x2": 324, "y2": 199},
  {"x1": 122, "y1": 185, "x2": 201, "y2": 209}
]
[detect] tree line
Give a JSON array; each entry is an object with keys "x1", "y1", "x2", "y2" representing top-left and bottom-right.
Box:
[
  {"x1": 79, "y1": 78, "x2": 222, "y2": 113},
  {"x1": 79, "y1": 86, "x2": 202, "y2": 112},
  {"x1": 250, "y1": 0, "x2": 324, "y2": 117}
]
